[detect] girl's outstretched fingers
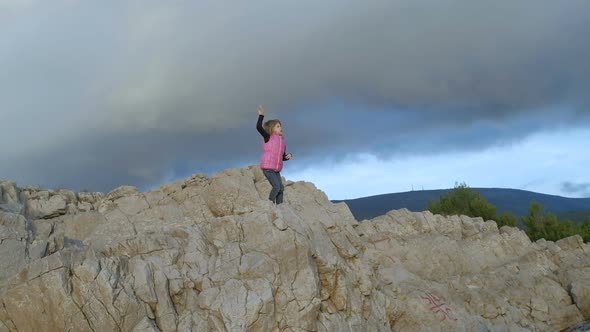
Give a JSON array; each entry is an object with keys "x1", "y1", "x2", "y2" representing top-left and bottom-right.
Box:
[{"x1": 257, "y1": 105, "x2": 265, "y2": 115}]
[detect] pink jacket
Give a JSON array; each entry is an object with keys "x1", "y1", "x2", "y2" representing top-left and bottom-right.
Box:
[{"x1": 260, "y1": 134, "x2": 286, "y2": 172}]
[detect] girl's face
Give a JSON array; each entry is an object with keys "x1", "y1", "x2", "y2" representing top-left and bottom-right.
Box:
[{"x1": 273, "y1": 123, "x2": 283, "y2": 136}]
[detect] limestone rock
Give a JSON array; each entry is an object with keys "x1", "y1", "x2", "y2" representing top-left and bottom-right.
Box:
[
  {"x1": 25, "y1": 193, "x2": 68, "y2": 219},
  {"x1": 105, "y1": 185, "x2": 139, "y2": 201},
  {"x1": 0, "y1": 166, "x2": 589, "y2": 332},
  {"x1": 572, "y1": 281, "x2": 590, "y2": 317},
  {"x1": 0, "y1": 182, "x2": 23, "y2": 214}
]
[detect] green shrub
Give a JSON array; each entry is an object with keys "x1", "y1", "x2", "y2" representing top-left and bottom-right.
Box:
[
  {"x1": 428, "y1": 183, "x2": 513, "y2": 227},
  {"x1": 428, "y1": 184, "x2": 589, "y2": 242}
]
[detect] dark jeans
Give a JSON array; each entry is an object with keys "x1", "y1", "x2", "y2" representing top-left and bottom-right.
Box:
[{"x1": 262, "y1": 169, "x2": 284, "y2": 204}]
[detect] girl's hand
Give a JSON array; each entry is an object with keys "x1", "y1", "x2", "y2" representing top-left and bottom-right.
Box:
[
  {"x1": 257, "y1": 105, "x2": 265, "y2": 116},
  {"x1": 285, "y1": 153, "x2": 293, "y2": 160}
]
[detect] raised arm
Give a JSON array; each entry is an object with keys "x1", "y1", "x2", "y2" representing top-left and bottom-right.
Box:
[{"x1": 256, "y1": 105, "x2": 270, "y2": 142}]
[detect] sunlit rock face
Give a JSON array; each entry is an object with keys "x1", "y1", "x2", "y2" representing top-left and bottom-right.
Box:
[{"x1": 0, "y1": 166, "x2": 589, "y2": 331}]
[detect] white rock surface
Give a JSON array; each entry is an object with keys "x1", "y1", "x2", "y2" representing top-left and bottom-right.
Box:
[{"x1": 0, "y1": 166, "x2": 589, "y2": 331}]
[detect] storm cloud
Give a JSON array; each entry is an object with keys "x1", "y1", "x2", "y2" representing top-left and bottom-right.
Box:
[
  {"x1": 562, "y1": 182, "x2": 590, "y2": 197},
  {"x1": 1, "y1": 0, "x2": 589, "y2": 191}
]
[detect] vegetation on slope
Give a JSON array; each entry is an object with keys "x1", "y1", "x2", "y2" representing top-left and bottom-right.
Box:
[{"x1": 428, "y1": 183, "x2": 590, "y2": 242}]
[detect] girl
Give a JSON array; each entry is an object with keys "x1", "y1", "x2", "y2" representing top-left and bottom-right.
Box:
[{"x1": 256, "y1": 105, "x2": 293, "y2": 204}]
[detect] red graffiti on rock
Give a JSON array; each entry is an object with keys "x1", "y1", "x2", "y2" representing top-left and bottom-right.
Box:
[{"x1": 421, "y1": 293, "x2": 458, "y2": 322}]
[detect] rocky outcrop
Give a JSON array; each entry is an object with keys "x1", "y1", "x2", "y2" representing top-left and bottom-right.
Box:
[{"x1": 0, "y1": 166, "x2": 589, "y2": 331}]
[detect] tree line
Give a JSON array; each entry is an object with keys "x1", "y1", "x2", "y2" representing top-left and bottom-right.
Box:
[{"x1": 428, "y1": 183, "x2": 590, "y2": 242}]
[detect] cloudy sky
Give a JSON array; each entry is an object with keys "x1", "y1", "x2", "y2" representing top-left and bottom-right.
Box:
[{"x1": 1, "y1": 0, "x2": 589, "y2": 199}]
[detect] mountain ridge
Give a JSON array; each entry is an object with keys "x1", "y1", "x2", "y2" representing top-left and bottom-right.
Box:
[{"x1": 334, "y1": 187, "x2": 590, "y2": 222}]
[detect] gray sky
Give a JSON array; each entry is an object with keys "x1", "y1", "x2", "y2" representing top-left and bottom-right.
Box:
[{"x1": 1, "y1": 0, "x2": 589, "y2": 197}]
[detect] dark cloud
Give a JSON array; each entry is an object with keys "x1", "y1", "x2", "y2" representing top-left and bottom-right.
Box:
[
  {"x1": 561, "y1": 182, "x2": 590, "y2": 197},
  {"x1": 1, "y1": 126, "x2": 259, "y2": 192},
  {"x1": 1, "y1": 0, "x2": 590, "y2": 191}
]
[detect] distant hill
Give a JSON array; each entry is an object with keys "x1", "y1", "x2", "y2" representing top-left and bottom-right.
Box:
[{"x1": 334, "y1": 188, "x2": 590, "y2": 222}]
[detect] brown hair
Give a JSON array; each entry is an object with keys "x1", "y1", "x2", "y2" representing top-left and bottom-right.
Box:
[{"x1": 263, "y1": 119, "x2": 281, "y2": 135}]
